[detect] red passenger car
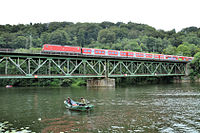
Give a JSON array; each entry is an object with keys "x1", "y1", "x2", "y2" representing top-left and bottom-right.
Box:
[
  {"x1": 165, "y1": 55, "x2": 178, "y2": 61},
  {"x1": 94, "y1": 49, "x2": 106, "y2": 56},
  {"x1": 42, "y1": 44, "x2": 81, "y2": 53},
  {"x1": 82, "y1": 48, "x2": 93, "y2": 55},
  {"x1": 135, "y1": 52, "x2": 144, "y2": 58},
  {"x1": 159, "y1": 54, "x2": 165, "y2": 60},
  {"x1": 127, "y1": 52, "x2": 134, "y2": 57},
  {"x1": 145, "y1": 53, "x2": 154, "y2": 59},
  {"x1": 120, "y1": 51, "x2": 128, "y2": 57},
  {"x1": 107, "y1": 50, "x2": 119, "y2": 56},
  {"x1": 178, "y1": 56, "x2": 186, "y2": 61},
  {"x1": 154, "y1": 54, "x2": 160, "y2": 59}
]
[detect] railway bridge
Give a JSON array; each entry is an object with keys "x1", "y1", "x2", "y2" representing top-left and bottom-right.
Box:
[{"x1": 0, "y1": 52, "x2": 189, "y2": 87}]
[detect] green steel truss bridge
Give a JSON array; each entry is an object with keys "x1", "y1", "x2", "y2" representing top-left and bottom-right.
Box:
[{"x1": 0, "y1": 52, "x2": 188, "y2": 79}]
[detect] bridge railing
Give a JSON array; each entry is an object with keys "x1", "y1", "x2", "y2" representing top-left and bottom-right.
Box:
[{"x1": 0, "y1": 48, "x2": 15, "y2": 52}]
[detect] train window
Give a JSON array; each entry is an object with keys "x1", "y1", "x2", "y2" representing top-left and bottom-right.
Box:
[
  {"x1": 112, "y1": 52, "x2": 114, "y2": 54},
  {"x1": 46, "y1": 45, "x2": 48, "y2": 48},
  {"x1": 96, "y1": 51, "x2": 98, "y2": 53},
  {"x1": 99, "y1": 51, "x2": 101, "y2": 53},
  {"x1": 115, "y1": 52, "x2": 117, "y2": 54},
  {"x1": 88, "y1": 50, "x2": 91, "y2": 52},
  {"x1": 102, "y1": 51, "x2": 104, "y2": 53},
  {"x1": 84, "y1": 50, "x2": 87, "y2": 52}
]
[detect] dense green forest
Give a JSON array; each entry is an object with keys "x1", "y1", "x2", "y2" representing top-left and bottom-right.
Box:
[{"x1": 0, "y1": 21, "x2": 200, "y2": 87}]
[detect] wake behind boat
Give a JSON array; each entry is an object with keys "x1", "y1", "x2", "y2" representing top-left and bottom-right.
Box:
[{"x1": 64, "y1": 98, "x2": 94, "y2": 111}]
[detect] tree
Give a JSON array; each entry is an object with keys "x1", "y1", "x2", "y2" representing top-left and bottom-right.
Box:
[
  {"x1": 183, "y1": 33, "x2": 200, "y2": 46},
  {"x1": 140, "y1": 36, "x2": 164, "y2": 53},
  {"x1": 32, "y1": 38, "x2": 43, "y2": 48},
  {"x1": 176, "y1": 44, "x2": 190, "y2": 56},
  {"x1": 97, "y1": 29, "x2": 116, "y2": 44},
  {"x1": 41, "y1": 32, "x2": 50, "y2": 44},
  {"x1": 13, "y1": 36, "x2": 27, "y2": 49},
  {"x1": 110, "y1": 27, "x2": 128, "y2": 40},
  {"x1": 181, "y1": 26, "x2": 198, "y2": 33},
  {"x1": 48, "y1": 30, "x2": 70, "y2": 45},
  {"x1": 77, "y1": 29, "x2": 86, "y2": 47},
  {"x1": 0, "y1": 36, "x2": 6, "y2": 48},
  {"x1": 163, "y1": 45, "x2": 177, "y2": 55},
  {"x1": 128, "y1": 29, "x2": 141, "y2": 39},
  {"x1": 190, "y1": 52, "x2": 200, "y2": 80},
  {"x1": 124, "y1": 39, "x2": 142, "y2": 52},
  {"x1": 99, "y1": 21, "x2": 115, "y2": 29},
  {"x1": 176, "y1": 42, "x2": 199, "y2": 56}
]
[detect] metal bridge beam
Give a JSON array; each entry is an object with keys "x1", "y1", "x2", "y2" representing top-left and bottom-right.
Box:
[
  {"x1": 107, "y1": 60, "x2": 186, "y2": 77},
  {"x1": 0, "y1": 53, "x2": 187, "y2": 79}
]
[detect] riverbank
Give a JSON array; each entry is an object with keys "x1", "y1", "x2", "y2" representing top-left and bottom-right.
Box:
[
  {"x1": 173, "y1": 76, "x2": 200, "y2": 83},
  {"x1": 0, "y1": 76, "x2": 197, "y2": 87}
]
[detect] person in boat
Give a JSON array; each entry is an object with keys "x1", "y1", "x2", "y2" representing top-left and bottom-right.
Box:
[
  {"x1": 67, "y1": 97, "x2": 78, "y2": 106},
  {"x1": 79, "y1": 97, "x2": 87, "y2": 106},
  {"x1": 67, "y1": 97, "x2": 72, "y2": 105}
]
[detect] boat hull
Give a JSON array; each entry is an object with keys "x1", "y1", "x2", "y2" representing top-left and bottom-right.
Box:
[{"x1": 64, "y1": 100, "x2": 94, "y2": 111}]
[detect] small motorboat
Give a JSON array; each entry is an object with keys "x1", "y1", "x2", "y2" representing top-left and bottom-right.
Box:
[
  {"x1": 64, "y1": 99, "x2": 94, "y2": 111},
  {"x1": 6, "y1": 85, "x2": 13, "y2": 88}
]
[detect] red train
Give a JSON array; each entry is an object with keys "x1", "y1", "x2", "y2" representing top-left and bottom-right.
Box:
[{"x1": 42, "y1": 44, "x2": 193, "y2": 62}]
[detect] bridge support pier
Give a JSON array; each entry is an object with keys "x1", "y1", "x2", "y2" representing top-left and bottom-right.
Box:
[{"x1": 87, "y1": 78, "x2": 115, "y2": 87}]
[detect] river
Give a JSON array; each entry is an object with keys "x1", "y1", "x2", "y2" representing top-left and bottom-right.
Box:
[{"x1": 0, "y1": 83, "x2": 200, "y2": 133}]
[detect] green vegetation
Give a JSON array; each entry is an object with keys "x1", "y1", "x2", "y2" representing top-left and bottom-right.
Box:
[{"x1": 0, "y1": 21, "x2": 200, "y2": 86}]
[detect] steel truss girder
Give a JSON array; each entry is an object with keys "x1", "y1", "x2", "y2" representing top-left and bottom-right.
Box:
[
  {"x1": 0, "y1": 55, "x2": 106, "y2": 78},
  {"x1": 0, "y1": 54, "x2": 187, "y2": 78},
  {"x1": 107, "y1": 60, "x2": 186, "y2": 77}
]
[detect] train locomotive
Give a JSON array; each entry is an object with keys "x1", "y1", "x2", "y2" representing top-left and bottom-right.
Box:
[{"x1": 42, "y1": 44, "x2": 193, "y2": 62}]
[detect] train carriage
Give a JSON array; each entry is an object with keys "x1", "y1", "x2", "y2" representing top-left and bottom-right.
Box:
[
  {"x1": 145, "y1": 53, "x2": 154, "y2": 59},
  {"x1": 107, "y1": 50, "x2": 120, "y2": 56},
  {"x1": 165, "y1": 55, "x2": 179, "y2": 61},
  {"x1": 127, "y1": 52, "x2": 135, "y2": 58},
  {"x1": 42, "y1": 44, "x2": 81, "y2": 54},
  {"x1": 159, "y1": 54, "x2": 165, "y2": 60},
  {"x1": 82, "y1": 48, "x2": 93, "y2": 55},
  {"x1": 94, "y1": 49, "x2": 106, "y2": 56},
  {"x1": 178, "y1": 56, "x2": 186, "y2": 61},
  {"x1": 120, "y1": 51, "x2": 128, "y2": 57},
  {"x1": 135, "y1": 52, "x2": 145, "y2": 58}
]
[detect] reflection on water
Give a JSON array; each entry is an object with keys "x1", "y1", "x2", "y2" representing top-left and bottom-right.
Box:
[{"x1": 0, "y1": 83, "x2": 200, "y2": 132}]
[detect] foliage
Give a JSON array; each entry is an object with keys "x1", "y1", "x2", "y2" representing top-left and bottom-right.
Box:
[
  {"x1": 190, "y1": 52, "x2": 200, "y2": 80},
  {"x1": 97, "y1": 29, "x2": 116, "y2": 44}
]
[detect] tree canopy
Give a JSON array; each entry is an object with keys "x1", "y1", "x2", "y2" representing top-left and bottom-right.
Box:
[{"x1": 0, "y1": 21, "x2": 200, "y2": 56}]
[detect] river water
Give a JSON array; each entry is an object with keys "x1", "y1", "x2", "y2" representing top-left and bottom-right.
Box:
[{"x1": 0, "y1": 83, "x2": 200, "y2": 133}]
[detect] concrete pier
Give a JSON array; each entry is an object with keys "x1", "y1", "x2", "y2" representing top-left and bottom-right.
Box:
[{"x1": 87, "y1": 78, "x2": 115, "y2": 87}]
